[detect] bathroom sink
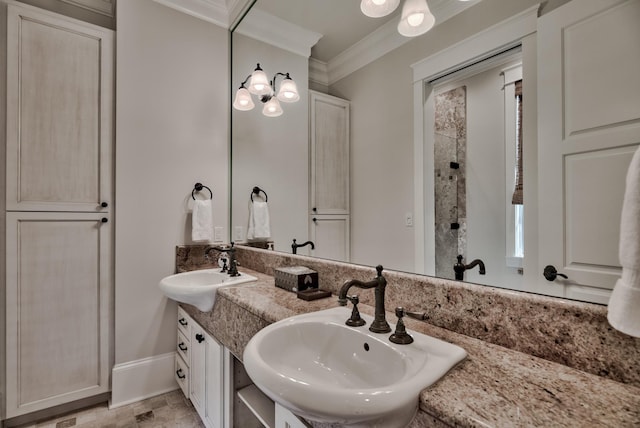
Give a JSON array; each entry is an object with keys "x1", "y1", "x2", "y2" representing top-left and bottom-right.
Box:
[
  {"x1": 243, "y1": 306, "x2": 467, "y2": 428},
  {"x1": 159, "y1": 269, "x2": 257, "y2": 311}
]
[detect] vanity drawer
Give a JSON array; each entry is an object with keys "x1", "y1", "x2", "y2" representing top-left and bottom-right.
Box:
[
  {"x1": 175, "y1": 354, "x2": 189, "y2": 398},
  {"x1": 177, "y1": 307, "x2": 190, "y2": 337},
  {"x1": 177, "y1": 330, "x2": 189, "y2": 363}
]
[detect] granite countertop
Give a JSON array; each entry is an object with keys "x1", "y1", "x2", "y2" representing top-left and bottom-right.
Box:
[{"x1": 183, "y1": 268, "x2": 640, "y2": 428}]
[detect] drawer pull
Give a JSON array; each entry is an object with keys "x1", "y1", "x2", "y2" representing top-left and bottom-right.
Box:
[
  {"x1": 195, "y1": 333, "x2": 205, "y2": 343},
  {"x1": 179, "y1": 318, "x2": 188, "y2": 326},
  {"x1": 176, "y1": 369, "x2": 186, "y2": 379},
  {"x1": 178, "y1": 343, "x2": 188, "y2": 351}
]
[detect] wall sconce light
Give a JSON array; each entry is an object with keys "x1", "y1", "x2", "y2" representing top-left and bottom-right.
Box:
[
  {"x1": 233, "y1": 63, "x2": 300, "y2": 117},
  {"x1": 360, "y1": 0, "x2": 435, "y2": 38}
]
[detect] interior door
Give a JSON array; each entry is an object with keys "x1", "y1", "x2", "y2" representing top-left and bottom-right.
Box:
[{"x1": 537, "y1": 0, "x2": 640, "y2": 303}]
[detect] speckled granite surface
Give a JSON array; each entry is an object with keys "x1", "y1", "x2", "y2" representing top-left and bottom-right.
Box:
[
  {"x1": 180, "y1": 267, "x2": 640, "y2": 427},
  {"x1": 219, "y1": 245, "x2": 640, "y2": 388}
]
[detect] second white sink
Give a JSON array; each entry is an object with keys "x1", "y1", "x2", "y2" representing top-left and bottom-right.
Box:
[
  {"x1": 159, "y1": 269, "x2": 257, "y2": 311},
  {"x1": 243, "y1": 306, "x2": 467, "y2": 428}
]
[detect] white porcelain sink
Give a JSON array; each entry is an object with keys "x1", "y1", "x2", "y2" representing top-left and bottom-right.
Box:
[
  {"x1": 243, "y1": 306, "x2": 467, "y2": 428},
  {"x1": 159, "y1": 269, "x2": 257, "y2": 311}
]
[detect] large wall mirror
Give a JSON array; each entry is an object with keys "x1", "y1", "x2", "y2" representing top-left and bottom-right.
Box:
[{"x1": 231, "y1": 0, "x2": 638, "y2": 303}]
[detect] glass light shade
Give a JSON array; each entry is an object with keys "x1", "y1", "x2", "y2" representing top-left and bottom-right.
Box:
[
  {"x1": 248, "y1": 67, "x2": 272, "y2": 96},
  {"x1": 397, "y1": 0, "x2": 435, "y2": 37},
  {"x1": 262, "y1": 97, "x2": 283, "y2": 117},
  {"x1": 233, "y1": 87, "x2": 255, "y2": 111},
  {"x1": 276, "y1": 77, "x2": 300, "y2": 103},
  {"x1": 360, "y1": 0, "x2": 400, "y2": 18}
]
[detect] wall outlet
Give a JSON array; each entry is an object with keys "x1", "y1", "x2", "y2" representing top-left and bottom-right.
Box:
[
  {"x1": 234, "y1": 226, "x2": 244, "y2": 242},
  {"x1": 405, "y1": 212, "x2": 413, "y2": 227},
  {"x1": 214, "y1": 226, "x2": 224, "y2": 242}
]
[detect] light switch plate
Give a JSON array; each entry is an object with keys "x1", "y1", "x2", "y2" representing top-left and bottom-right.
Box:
[
  {"x1": 214, "y1": 226, "x2": 224, "y2": 242},
  {"x1": 234, "y1": 226, "x2": 244, "y2": 242}
]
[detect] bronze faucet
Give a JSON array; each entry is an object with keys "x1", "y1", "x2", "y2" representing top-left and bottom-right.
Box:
[
  {"x1": 453, "y1": 255, "x2": 486, "y2": 281},
  {"x1": 338, "y1": 265, "x2": 391, "y2": 333},
  {"x1": 206, "y1": 242, "x2": 240, "y2": 277}
]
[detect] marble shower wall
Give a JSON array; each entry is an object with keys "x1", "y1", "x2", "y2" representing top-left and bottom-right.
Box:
[{"x1": 434, "y1": 86, "x2": 467, "y2": 279}]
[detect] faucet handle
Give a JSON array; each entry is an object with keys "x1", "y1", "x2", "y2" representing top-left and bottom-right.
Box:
[
  {"x1": 345, "y1": 295, "x2": 366, "y2": 327},
  {"x1": 389, "y1": 307, "x2": 414, "y2": 345}
]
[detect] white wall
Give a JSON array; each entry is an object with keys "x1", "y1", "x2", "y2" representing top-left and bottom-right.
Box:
[
  {"x1": 115, "y1": 0, "x2": 228, "y2": 374},
  {"x1": 231, "y1": 34, "x2": 309, "y2": 253}
]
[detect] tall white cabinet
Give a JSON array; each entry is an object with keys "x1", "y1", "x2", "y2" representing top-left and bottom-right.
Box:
[
  {"x1": 309, "y1": 91, "x2": 351, "y2": 261},
  {"x1": 3, "y1": 2, "x2": 114, "y2": 419}
]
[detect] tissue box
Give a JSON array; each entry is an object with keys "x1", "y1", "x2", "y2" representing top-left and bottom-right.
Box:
[{"x1": 274, "y1": 266, "x2": 318, "y2": 292}]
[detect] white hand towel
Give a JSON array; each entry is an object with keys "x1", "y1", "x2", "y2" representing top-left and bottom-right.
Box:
[
  {"x1": 608, "y1": 146, "x2": 640, "y2": 337},
  {"x1": 192, "y1": 199, "x2": 213, "y2": 242},
  {"x1": 247, "y1": 201, "x2": 271, "y2": 240}
]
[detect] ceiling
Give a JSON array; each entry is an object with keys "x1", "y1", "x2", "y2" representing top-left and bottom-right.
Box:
[{"x1": 253, "y1": 0, "x2": 479, "y2": 63}]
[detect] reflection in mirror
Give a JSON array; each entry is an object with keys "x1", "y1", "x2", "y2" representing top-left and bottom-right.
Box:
[
  {"x1": 231, "y1": 0, "x2": 522, "y2": 287},
  {"x1": 231, "y1": 0, "x2": 635, "y2": 303}
]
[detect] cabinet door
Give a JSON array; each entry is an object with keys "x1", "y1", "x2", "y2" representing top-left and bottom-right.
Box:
[
  {"x1": 5, "y1": 3, "x2": 114, "y2": 212},
  {"x1": 204, "y1": 333, "x2": 223, "y2": 428},
  {"x1": 190, "y1": 325, "x2": 207, "y2": 419},
  {"x1": 5, "y1": 212, "x2": 112, "y2": 417},
  {"x1": 190, "y1": 326, "x2": 224, "y2": 428},
  {"x1": 537, "y1": 0, "x2": 640, "y2": 303},
  {"x1": 310, "y1": 215, "x2": 350, "y2": 262},
  {"x1": 310, "y1": 91, "x2": 350, "y2": 215}
]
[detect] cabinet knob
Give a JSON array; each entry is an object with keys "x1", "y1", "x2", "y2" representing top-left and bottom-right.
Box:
[
  {"x1": 178, "y1": 343, "x2": 187, "y2": 352},
  {"x1": 101, "y1": 202, "x2": 108, "y2": 208},
  {"x1": 195, "y1": 333, "x2": 205, "y2": 343},
  {"x1": 312, "y1": 218, "x2": 317, "y2": 223},
  {"x1": 179, "y1": 318, "x2": 188, "y2": 326},
  {"x1": 101, "y1": 218, "x2": 108, "y2": 223},
  {"x1": 176, "y1": 369, "x2": 186, "y2": 379},
  {"x1": 543, "y1": 265, "x2": 568, "y2": 282},
  {"x1": 312, "y1": 207, "x2": 317, "y2": 212}
]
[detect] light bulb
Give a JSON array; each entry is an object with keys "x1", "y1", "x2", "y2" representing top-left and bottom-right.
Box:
[
  {"x1": 248, "y1": 64, "x2": 272, "y2": 96},
  {"x1": 407, "y1": 12, "x2": 424, "y2": 27},
  {"x1": 232, "y1": 87, "x2": 255, "y2": 111},
  {"x1": 262, "y1": 97, "x2": 283, "y2": 117},
  {"x1": 360, "y1": 0, "x2": 400, "y2": 18},
  {"x1": 398, "y1": 0, "x2": 435, "y2": 37},
  {"x1": 277, "y1": 76, "x2": 300, "y2": 103}
]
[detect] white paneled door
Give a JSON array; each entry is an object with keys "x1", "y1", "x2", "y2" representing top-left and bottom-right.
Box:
[
  {"x1": 537, "y1": 0, "x2": 640, "y2": 303},
  {"x1": 5, "y1": 212, "x2": 111, "y2": 417}
]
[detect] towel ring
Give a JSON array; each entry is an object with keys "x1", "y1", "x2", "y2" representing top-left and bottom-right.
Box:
[
  {"x1": 251, "y1": 186, "x2": 268, "y2": 202},
  {"x1": 192, "y1": 182, "x2": 213, "y2": 200}
]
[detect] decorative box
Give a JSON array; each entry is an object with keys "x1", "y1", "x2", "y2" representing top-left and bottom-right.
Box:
[{"x1": 274, "y1": 266, "x2": 318, "y2": 292}]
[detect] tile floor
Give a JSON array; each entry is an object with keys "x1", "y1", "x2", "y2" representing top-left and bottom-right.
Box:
[{"x1": 20, "y1": 390, "x2": 204, "y2": 428}]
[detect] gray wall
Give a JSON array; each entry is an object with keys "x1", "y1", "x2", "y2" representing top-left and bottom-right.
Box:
[{"x1": 115, "y1": 0, "x2": 229, "y2": 365}]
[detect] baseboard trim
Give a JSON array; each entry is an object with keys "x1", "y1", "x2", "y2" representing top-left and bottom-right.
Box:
[{"x1": 110, "y1": 352, "x2": 179, "y2": 409}]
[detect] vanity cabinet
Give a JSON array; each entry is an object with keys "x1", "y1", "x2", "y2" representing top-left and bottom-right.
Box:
[
  {"x1": 309, "y1": 91, "x2": 351, "y2": 261},
  {"x1": 3, "y1": 2, "x2": 114, "y2": 419},
  {"x1": 175, "y1": 308, "x2": 228, "y2": 428}
]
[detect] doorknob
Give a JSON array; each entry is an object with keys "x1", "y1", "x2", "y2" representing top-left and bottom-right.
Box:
[{"x1": 543, "y1": 265, "x2": 568, "y2": 282}]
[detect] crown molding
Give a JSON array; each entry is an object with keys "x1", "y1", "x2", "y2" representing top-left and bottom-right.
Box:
[
  {"x1": 326, "y1": 0, "x2": 481, "y2": 85},
  {"x1": 152, "y1": 0, "x2": 229, "y2": 27},
  {"x1": 309, "y1": 57, "x2": 329, "y2": 86},
  {"x1": 234, "y1": 8, "x2": 322, "y2": 58},
  {"x1": 411, "y1": 4, "x2": 539, "y2": 83},
  {"x1": 60, "y1": 0, "x2": 115, "y2": 17}
]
